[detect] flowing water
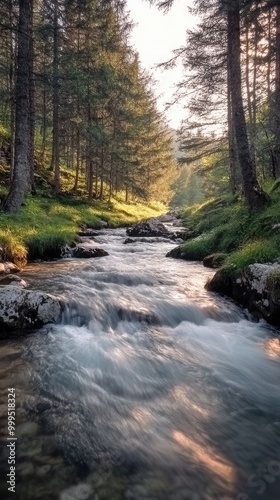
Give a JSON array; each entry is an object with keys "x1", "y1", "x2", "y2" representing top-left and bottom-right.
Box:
[{"x1": 0, "y1": 229, "x2": 280, "y2": 500}]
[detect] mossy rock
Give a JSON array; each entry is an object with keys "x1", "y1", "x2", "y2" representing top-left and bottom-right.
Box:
[
  {"x1": 207, "y1": 263, "x2": 280, "y2": 325},
  {"x1": 205, "y1": 266, "x2": 234, "y2": 296},
  {"x1": 203, "y1": 253, "x2": 227, "y2": 268},
  {"x1": 166, "y1": 246, "x2": 187, "y2": 259},
  {"x1": 266, "y1": 268, "x2": 280, "y2": 290}
]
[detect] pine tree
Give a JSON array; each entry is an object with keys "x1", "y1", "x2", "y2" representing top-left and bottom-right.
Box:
[{"x1": 4, "y1": 0, "x2": 32, "y2": 212}]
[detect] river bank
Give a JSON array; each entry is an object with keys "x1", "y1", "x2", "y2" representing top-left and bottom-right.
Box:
[
  {"x1": 0, "y1": 194, "x2": 165, "y2": 269},
  {"x1": 0, "y1": 212, "x2": 184, "y2": 332},
  {"x1": 165, "y1": 193, "x2": 280, "y2": 326}
]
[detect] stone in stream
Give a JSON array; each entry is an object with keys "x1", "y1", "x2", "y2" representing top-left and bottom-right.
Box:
[
  {"x1": 166, "y1": 246, "x2": 187, "y2": 259},
  {"x1": 0, "y1": 274, "x2": 27, "y2": 287},
  {"x1": 0, "y1": 261, "x2": 20, "y2": 275},
  {"x1": 203, "y1": 253, "x2": 227, "y2": 269},
  {"x1": 157, "y1": 214, "x2": 174, "y2": 223},
  {"x1": 206, "y1": 263, "x2": 280, "y2": 325},
  {"x1": 123, "y1": 237, "x2": 135, "y2": 244},
  {"x1": 72, "y1": 247, "x2": 109, "y2": 258},
  {"x1": 127, "y1": 219, "x2": 169, "y2": 238},
  {"x1": 0, "y1": 285, "x2": 62, "y2": 332}
]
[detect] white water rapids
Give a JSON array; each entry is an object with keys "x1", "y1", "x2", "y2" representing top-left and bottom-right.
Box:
[{"x1": 0, "y1": 228, "x2": 280, "y2": 500}]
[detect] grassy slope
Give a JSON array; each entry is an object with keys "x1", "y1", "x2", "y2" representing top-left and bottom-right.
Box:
[
  {"x1": 0, "y1": 165, "x2": 165, "y2": 267},
  {"x1": 180, "y1": 182, "x2": 280, "y2": 274}
]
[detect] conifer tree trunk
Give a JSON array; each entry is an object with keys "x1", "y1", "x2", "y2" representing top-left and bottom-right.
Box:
[
  {"x1": 267, "y1": 8, "x2": 272, "y2": 99},
  {"x1": 9, "y1": 0, "x2": 16, "y2": 178},
  {"x1": 251, "y1": 17, "x2": 258, "y2": 168},
  {"x1": 4, "y1": 0, "x2": 31, "y2": 212},
  {"x1": 50, "y1": 0, "x2": 60, "y2": 193},
  {"x1": 28, "y1": 0, "x2": 36, "y2": 192},
  {"x1": 227, "y1": 43, "x2": 238, "y2": 194},
  {"x1": 245, "y1": 21, "x2": 257, "y2": 168},
  {"x1": 228, "y1": 86, "x2": 238, "y2": 194},
  {"x1": 40, "y1": 61, "x2": 47, "y2": 164},
  {"x1": 227, "y1": 0, "x2": 267, "y2": 210},
  {"x1": 74, "y1": 129, "x2": 80, "y2": 191},
  {"x1": 273, "y1": 4, "x2": 280, "y2": 177}
]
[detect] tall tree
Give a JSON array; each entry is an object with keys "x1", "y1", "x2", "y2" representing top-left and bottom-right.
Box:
[
  {"x1": 225, "y1": 0, "x2": 267, "y2": 210},
  {"x1": 272, "y1": 2, "x2": 280, "y2": 177},
  {"x1": 4, "y1": 0, "x2": 32, "y2": 212}
]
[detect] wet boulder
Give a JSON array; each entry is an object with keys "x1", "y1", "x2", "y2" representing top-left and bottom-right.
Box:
[
  {"x1": 28, "y1": 244, "x2": 72, "y2": 261},
  {"x1": 0, "y1": 274, "x2": 27, "y2": 287},
  {"x1": 166, "y1": 246, "x2": 187, "y2": 259},
  {"x1": 127, "y1": 219, "x2": 169, "y2": 238},
  {"x1": 0, "y1": 286, "x2": 62, "y2": 332},
  {"x1": 203, "y1": 253, "x2": 227, "y2": 269},
  {"x1": 72, "y1": 247, "x2": 109, "y2": 258},
  {"x1": 157, "y1": 214, "x2": 175, "y2": 223},
  {"x1": 206, "y1": 263, "x2": 280, "y2": 325},
  {"x1": 0, "y1": 261, "x2": 20, "y2": 275}
]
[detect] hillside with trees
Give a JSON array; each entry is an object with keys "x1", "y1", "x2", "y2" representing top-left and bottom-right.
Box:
[
  {"x1": 0, "y1": 0, "x2": 176, "y2": 211},
  {"x1": 166, "y1": 0, "x2": 280, "y2": 209},
  {"x1": 1, "y1": 3, "x2": 280, "y2": 500}
]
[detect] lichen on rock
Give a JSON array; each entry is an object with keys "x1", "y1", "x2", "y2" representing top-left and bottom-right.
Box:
[
  {"x1": 0, "y1": 285, "x2": 62, "y2": 332},
  {"x1": 206, "y1": 263, "x2": 280, "y2": 325}
]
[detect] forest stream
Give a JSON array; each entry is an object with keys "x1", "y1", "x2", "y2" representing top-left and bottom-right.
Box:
[{"x1": 0, "y1": 228, "x2": 280, "y2": 500}]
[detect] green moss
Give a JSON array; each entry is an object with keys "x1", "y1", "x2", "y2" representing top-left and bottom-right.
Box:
[
  {"x1": 266, "y1": 269, "x2": 280, "y2": 290},
  {"x1": 203, "y1": 252, "x2": 227, "y2": 268}
]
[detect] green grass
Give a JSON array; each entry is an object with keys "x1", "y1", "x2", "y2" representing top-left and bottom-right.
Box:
[
  {"x1": 0, "y1": 195, "x2": 165, "y2": 266},
  {"x1": 226, "y1": 240, "x2": 279, "y2": 270},
  {"x1": 179, "y1": 191, "x2": 280, "y2": 271},
  {"x1": 0, "y1": 230, "x2": 27, "y2": 267}
]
